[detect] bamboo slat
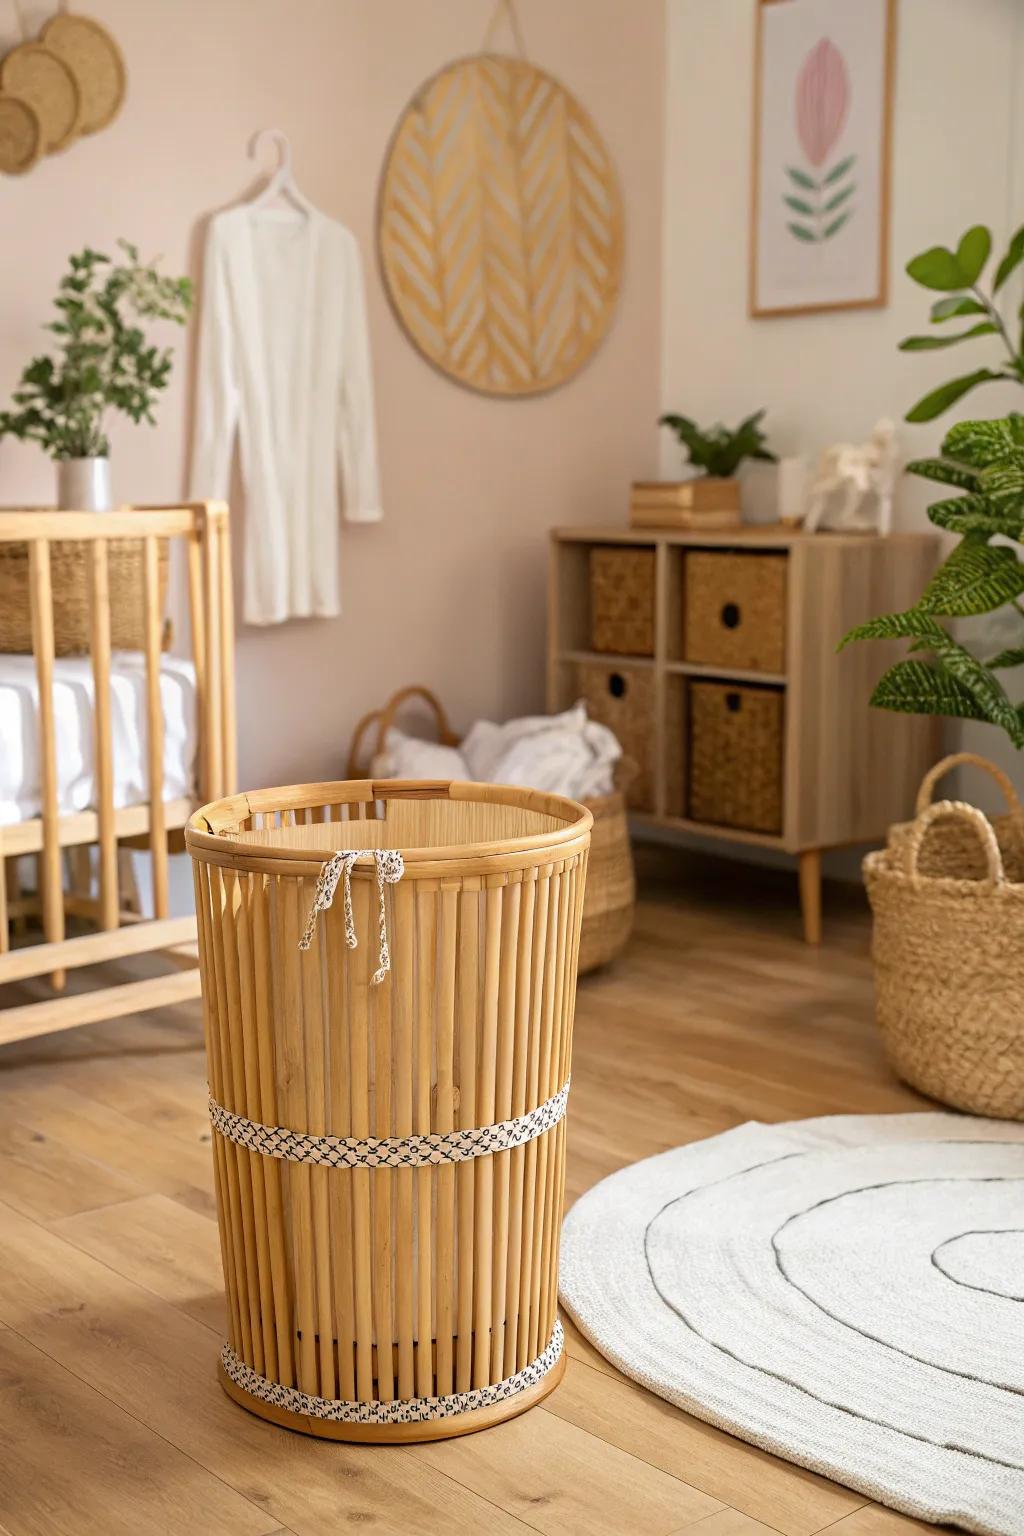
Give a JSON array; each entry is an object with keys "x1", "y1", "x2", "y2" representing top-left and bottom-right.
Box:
[
  {"x1": 187, "y1": 781, "x2": 590, "y2": 1443},
  {"x1": 142, "y1": 536, "x2": 169, "y2": 919},
  {"x1": 28, "y1": 539, "x2": 64, "y2": 987}
]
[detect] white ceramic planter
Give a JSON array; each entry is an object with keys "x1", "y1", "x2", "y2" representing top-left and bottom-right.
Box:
[{"x1": 57, "y1": 456, "x2": 112, "y2": 512}]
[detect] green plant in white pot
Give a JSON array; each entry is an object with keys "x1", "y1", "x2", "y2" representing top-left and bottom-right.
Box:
[{"x1": 0, "y1": 241, "x2": 192, "y2": 510}]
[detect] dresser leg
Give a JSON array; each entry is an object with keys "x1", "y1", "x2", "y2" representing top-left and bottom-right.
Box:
[{"x1": 798, "y1": 849, "x2": 822, "y2": 945}]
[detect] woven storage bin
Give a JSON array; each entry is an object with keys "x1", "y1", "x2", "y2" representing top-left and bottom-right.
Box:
[
  {"x1": 0, "y1": 537, "x2": 169, "y2": 655},
  {"x1": 687, "y1": 680, "x2": 783, "y2": 834},
  {"x1": 573, "y1": 660, "x2": 655, "y2": 811},
  {"x1": 865, "y1": 753, "x2": 1024, "y2": 1119},
  {"x1": 187, "y1": 778, "x2": 591, "y2": 1442},
  {"x1": 589, "y1": 546, "x2": 655, "y2": 656},
  {"x1": 684, "y1": 550, "x2": 787, "y2": 674}
]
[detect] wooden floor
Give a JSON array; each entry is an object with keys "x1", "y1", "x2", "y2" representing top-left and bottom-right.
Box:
[{"x1": 0, "y1": 846, "x2": 939, "y2": 1536}]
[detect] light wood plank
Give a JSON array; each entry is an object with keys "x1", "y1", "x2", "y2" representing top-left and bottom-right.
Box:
[
  {"x1": 817, "y1": 1506, "x2": 937, "y2": 1535},
  {"x1": 416, "y1": 1388, "x2": 723, "y2": 1535},
  {"x1": 0, "y1": 1329, "x2": 279, "y2": 1536},
  {"x1": 0, "y1": 915, "x2": 197, "y2": 985},
  {"x1": 0, "y1": 969, "x2": 202, "y2": 1047}
]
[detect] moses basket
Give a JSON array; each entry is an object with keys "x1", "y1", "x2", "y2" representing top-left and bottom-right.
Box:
[
  {"x1": 864, "y1": 753, "x2": 1024, "y2": 1120},
  {"x1": 186, "y1": 777, "x2": 591, "y2": 1441}
]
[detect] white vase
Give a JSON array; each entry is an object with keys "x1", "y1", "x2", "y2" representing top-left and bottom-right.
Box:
[{"x1": 57, "y1": 456, "x2": 112, "y2": 512}]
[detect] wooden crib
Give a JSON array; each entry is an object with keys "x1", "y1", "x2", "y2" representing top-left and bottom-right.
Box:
[{"x1": 0, "y1": 501, "x2": 236, "y2": 1048}]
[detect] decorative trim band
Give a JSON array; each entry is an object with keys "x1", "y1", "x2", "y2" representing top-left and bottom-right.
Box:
[
  {"x1": 221, "y1": 1320, "x2": 564, "y2": 1425},
  {"x1": 209, "y1": 1078, "x2": 571, "y2": 1169}
]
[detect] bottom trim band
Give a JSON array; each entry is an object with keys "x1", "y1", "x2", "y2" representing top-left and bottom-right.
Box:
[{"x1": 220, "y1": 1320, "x2": 564, "y2": 1425}]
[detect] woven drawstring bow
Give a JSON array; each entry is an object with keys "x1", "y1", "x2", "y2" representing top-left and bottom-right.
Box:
[{"x1": 298, "y1": 849, "x2": 405, "y2": 984}]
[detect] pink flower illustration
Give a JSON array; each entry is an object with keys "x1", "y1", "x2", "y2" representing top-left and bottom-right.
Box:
[{"x1": 795, "y1": 38, "x2": 849, "y2": 167}]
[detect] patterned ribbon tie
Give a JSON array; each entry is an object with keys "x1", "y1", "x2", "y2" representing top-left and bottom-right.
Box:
[{"x1": 299, "y1": 848, "x2": 404, "y2": 984}]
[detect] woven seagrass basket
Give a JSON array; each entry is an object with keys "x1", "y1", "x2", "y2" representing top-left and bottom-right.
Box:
[
  {"x1": 187, "y1": 777, "x2": 590, "y2": 1441},
  {"x1": 0, "y1": 537, "x2": 169, "y2": 655},
  {"x1": 864, "y1": 753, "x2": 1024, "y2": 1120},
  {"x1": 348, "y1": 685, "x2": 636, "y2": 973}
]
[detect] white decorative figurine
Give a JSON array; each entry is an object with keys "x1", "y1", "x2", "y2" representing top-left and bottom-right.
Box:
[{"x1": 803, "y1": 419, "x2": 899, "y2": 535}]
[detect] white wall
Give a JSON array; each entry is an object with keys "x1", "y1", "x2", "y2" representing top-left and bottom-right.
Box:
[{"x1": 662, "y1": 0, "x2": 1024, "y2": 817}]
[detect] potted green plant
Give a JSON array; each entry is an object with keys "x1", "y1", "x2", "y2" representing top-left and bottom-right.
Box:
[
  {"x1": 0, "y1": 241, "x2": 192, "y2": 511},
  {"x1": 651, "y1": 410, "x2": 777, "y2": 520},
  {"x1": 842, "y1": 218, "x2": 1024, "y2": 737}
]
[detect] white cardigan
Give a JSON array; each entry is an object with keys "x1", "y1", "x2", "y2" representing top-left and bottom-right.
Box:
[{"x1": 190, "y1": 206, "x2": 382, "y2": 626}]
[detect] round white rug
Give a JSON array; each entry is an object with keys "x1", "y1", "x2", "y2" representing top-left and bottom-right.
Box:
[{"x1": 559, "y1": 1113, "x2": 1024, "y2": 1536}]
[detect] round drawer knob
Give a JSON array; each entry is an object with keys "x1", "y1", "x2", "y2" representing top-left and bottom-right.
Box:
[
  {"x1": 726, "y1": 692, "x2": 742, "y2": 713},
  {"x1": 721, "y1": 602, "x2": 741, "y2": 630},
  {"x1": 608, "y1": 672, "x2": 627, "y2": 699}
]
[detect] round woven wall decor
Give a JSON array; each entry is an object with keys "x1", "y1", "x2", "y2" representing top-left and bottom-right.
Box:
[
  {"x1": 0, "y1": 90, "x2": 41, "y2": 173},
  {"x1": 0, "y1": 41, "x2": 79, "y2": 152},
  {"x1": 378, "y1": 52, "x2": 623, "y2": 397},
  {"x1": 40, "y1": 11, "x2": 125, "y2": 135}
]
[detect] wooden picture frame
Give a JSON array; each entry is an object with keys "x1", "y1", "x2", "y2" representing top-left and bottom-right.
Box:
[{"x1": 749, "y1": 0, "x2": 897, "y2": 318}]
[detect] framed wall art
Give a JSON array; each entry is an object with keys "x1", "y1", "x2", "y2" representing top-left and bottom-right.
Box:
[{"x1": 749, "y1": 0, "x2": 896, "y2": 318}]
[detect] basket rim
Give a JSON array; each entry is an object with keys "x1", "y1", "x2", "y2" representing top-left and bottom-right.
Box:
[
  {"x1": 186, "y1": 776, "x2": 594, "y2": 869},
  {"x1": 863, "y1": 844, "x2": 1024, "y2": 898}
]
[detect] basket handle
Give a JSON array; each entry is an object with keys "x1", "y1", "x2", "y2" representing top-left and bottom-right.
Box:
[
  {"x1": 904, "y1": 798, "x2": 1006, "y2": 888},
  {"x1": 915, "y1": 752, "x2": 1023, "y2": 821},
  {"x1": 373, "y1": 685, "x2": 459, "y2": 759}
]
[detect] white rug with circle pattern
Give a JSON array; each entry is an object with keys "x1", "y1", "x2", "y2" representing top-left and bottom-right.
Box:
[{"x1": 559, "y1": 1113, "x2": 1024, "y2": 1536}]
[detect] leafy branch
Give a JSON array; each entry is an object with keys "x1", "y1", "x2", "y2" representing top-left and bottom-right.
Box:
[
  {"x1": 898, "y1": 223, "x2": 1024, "y2": 422},
  {"x1": 839, "y1": 415, "x2": 1024, "y2": 748},
  {"x1": 0, "y1": 241, "x2": 192, "y2": 461}
]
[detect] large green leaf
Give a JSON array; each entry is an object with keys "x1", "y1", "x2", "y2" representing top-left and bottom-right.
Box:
[
  {"x1": 906, "y1": 245, "x2": 969, "y2": 291},
  {"x1": 926, "y1": 494, "x2": 1024, "y2": 538},
  {"x1": 979, "y1": 448, "x2": 1024, "y2": 505},
  {"x1": 930, "y1": 295, "x2": 987, "y2": 322},
  {"x1": 994, "y1": 223, "x2": 1024, "y2": 292},
  {"x1": 955, "y1": 225, "x2": 992, "y2": 284},
  {"x1": 931, "y1": 634, "x2": 1024, "y2": 744},
  {"x1": 905, "y1": 370, "x2": 1005, "y2": 423},
  {"x1": 898, "y1": 323, "x2": 997, "y2": 351},
  {"x1": 905, "y1": 456, "x2": 981, "y2": 491},
  {"x1": 838, "y1": 609, "x2": 948, "y2": 651},
  {"x1": 870, "y1": 660, "x2": 988, "y2": 722},
  {"x1": 919, "y1": 540, "x2": 1024, "y2": 616},
  {"x1": 942, "y1": 414, "x2": 1024, "y2": 465}
]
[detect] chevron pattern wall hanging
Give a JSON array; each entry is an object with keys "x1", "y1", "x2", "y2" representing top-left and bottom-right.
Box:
[{"x1": 377, "y1": 53, "x2": 623, "y2": 397}]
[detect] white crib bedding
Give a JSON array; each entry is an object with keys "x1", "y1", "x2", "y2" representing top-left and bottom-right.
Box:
[{"x1": 0, "y1": 652, "x2": 198, "y2": 828}]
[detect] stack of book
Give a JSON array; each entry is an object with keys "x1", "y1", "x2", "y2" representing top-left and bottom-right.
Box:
[{"x1": 629, "y1": 479, "x2": 742, "y2": 531}]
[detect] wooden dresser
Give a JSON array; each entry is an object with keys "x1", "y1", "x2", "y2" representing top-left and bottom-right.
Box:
[{"x1": 547, "y1": 525, "x2": 940, "y2": 942}]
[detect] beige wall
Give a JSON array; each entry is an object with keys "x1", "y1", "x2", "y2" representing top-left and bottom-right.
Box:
[
  {"x1": 662, "y1": 0, "x2": 1024, "y2": 809},
  {"x1": 0, "y1": 0, "x2": 665, "y2": 789}
]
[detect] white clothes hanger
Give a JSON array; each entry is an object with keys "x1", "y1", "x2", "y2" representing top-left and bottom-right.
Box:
[{"x1": 246, "y1": 128, "x2": 315, "y2": 218}]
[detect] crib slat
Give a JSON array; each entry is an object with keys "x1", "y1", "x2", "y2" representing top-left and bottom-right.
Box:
[
  {"x1": 142, "y1": 536, "x2": 168, "y2": 919},
  {"x1": 28, "y1": 539, "x2": 65, "y2": 988},
  {"x1": 88, "y1": 540, "x2": 118, "y2": 929},
  {"x1": 216, "y1": 507, "x2": 238, "y2": 793},
  {"x1": 203, "y1": 508, "x2": 224, "y2": 801},
  {"x1": 186, "y1": 529, "x2": 209, "y2": 802}
]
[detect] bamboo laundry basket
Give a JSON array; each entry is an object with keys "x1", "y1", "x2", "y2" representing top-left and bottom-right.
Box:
[
  {"x1": 864, "y1": 753, "x2": 1024, "y2": 1120},
  {"x1": 186, "y1": 777, "x2": 591, "y2": 1442},
  {"x1": 347, "y1": 685, "x2": 635, "y2": 973}
]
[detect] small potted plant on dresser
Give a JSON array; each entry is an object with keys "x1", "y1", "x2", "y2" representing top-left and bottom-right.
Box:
[
  {"x1": 0, "y1": 240, "x2": 192, "y2": 510},
  {"x1": 635, "y1": 409, "x2": 777, "y2": 529}
]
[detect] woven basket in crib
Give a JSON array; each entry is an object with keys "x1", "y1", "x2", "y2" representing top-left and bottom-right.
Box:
[
  {"x1": 864, "y1": 752, "x2": 1024, "y2": 1120},
  {"x1": 347, "y1": 685, "x2": 636, "y2": 974},
  {"x1": 0, "y1": 538, "x2": 169, "y2": 655}
]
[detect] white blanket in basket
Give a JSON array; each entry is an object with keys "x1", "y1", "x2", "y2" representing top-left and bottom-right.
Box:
[{"x1": 373, "y1": 702, "x2": 620, "y2": 801}]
